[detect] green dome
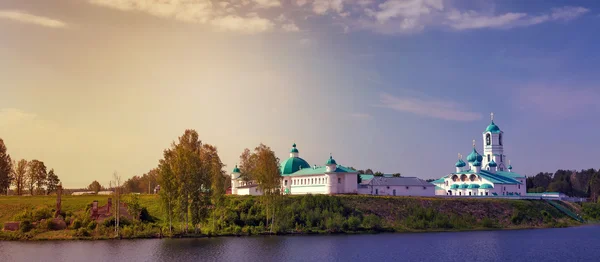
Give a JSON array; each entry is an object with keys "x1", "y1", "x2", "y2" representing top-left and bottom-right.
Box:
[
  {"x1": 450, "y1": 184, "x2": 460, "y2": 189},
  {"x1": 459, "y1": 184, "x2": 469, "y2": 189},
  {"x1": 326, "y1": 155, "x2": 337, "y2": 165},
  {"x1": 466, "y1": 148, "x2": 483, "y2": 163},
  {"x1": 232, "y1": 165, "x2": 240, "y2": 173},
  {"x1": 467, "y1": 184, "x2": 480, "y2": 189},
  {"x1": 484, "y1": 121, "x2": 501, "y2": 134},
  {"x1": 281, "y1": 156, "x2": 310, "y2": 175},
  {"x1": 455, "y1": 159, "x2": 466, "y2": 167},
  {"x1": 508, "y1": 164, "x2": 513, "y2": 170},
  {"x1": 472, "y1": 159, "x2": 482, "y2": 167},
  {"x1": 480, "y1": 183, "x2": 494, "y2": 189},
  {"x1": 290, "y1": 143, "x2": 299, "y2": 153},
  {"x1": 488, "y1": 159, "x2": 497, "y2": 167}
]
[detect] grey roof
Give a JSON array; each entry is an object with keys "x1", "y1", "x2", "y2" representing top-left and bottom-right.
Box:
[{"x1": 368, "y1": 177, "x2": 435, "y2": 187}]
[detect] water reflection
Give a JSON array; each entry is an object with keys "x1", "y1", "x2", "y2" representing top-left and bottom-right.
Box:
[{"x1": 1, "y1": 225, "x2": 599, "y2": 262}]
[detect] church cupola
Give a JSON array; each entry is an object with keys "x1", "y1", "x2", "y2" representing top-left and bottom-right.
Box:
[
  {"x1": 488, "y1": 159, "x2": 497, "y2": 173},
  {"x1": 290, "y1": 143, "x2": 299, "y2": 158},
  {"x1": 466, "y1": 140, "x2": 483, "y2": 163},
  {"x1": 507, "y1": 160, "x2": 513, "y2": 172},
  {"x1": 455, "y1": 153, "x2": 466, "y2": 172},
  {"x1": 230, "y1": 164, "x2": 241, "y2": 195},
  {"x1": 325, "y1": 154, "x2": 337, "y2": 172}
]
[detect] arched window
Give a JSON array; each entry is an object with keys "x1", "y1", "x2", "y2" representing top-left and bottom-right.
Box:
[
  {"x1": 486, "y1": 134, "x2": 491, "y2": 145},
  {"x1": 499, "y1": 134, "x2": 503, "y2": 145}
]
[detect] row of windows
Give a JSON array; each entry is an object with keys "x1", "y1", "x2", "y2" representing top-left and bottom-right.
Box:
[
  {"x1": 485, "y1": 134, "x2": 503, "y2": 146},
  {"x1": 284, "y1": 177, "x2": 342, "y2": 186}
]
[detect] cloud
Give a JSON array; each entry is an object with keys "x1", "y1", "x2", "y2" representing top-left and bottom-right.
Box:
[
  {"x1": 210, "y1": 14, "x2": 275, "y2": 33},
  {"x1": 252, "y1": 0, "x2": 281, "y2": 8},
  {"x1": 446, "y1": 6, "x2": 589, "y2": 30},
  {"x1": 373, "y1": 0, "x2": 443, "y2": 23},
  {"x1": 0, "y1": 10, "x2": 67, "y2": 28},
  {"x1": 282, "y1": 22, "x2": 300, "y2": 32},
  {"x1": 0, "y1": 108, "x2": 38, "y2": 124},
  {"x1": 89, "y1": 0, "x2": 275, "y2": 33},
  {"x1": 378, "y1": 93, "x2": 482, "y2": 121},
  {"x1": 312, "y1": 0, "x2": 344, "y2": 15},
  {"x1": 516, "y1": 86, "x2": 600, "y2": 118}
]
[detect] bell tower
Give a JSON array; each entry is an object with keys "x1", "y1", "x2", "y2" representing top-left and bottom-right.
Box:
[{"x1": 482, "y1": 113, "x2": 507, "y2": 171}]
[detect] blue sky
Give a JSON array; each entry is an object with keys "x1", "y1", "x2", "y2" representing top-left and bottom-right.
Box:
[{"x1": 0, "y1": 0, "x2": 599, "y2": 187}]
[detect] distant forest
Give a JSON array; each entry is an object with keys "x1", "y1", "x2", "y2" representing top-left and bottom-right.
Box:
[{"x1": 527, "y1": 169, "x2": 600, "y2": 201}]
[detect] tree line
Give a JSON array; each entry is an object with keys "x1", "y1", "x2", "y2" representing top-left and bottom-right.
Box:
[
  {"x1": 527, "y1": 169, "x2": 600, "y2": 201},
  {"x1": 0, "y1": 138, "x2": 61, "y2": 195}
]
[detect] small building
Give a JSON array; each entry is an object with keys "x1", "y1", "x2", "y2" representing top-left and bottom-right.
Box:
[{"x1": 361, "y1": 176, "x2": 435, "y2": 196}]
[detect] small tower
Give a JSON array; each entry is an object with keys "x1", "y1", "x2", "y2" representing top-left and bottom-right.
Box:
[
  {"x1": 488, "y1": 159, "x2": 498, "y2": 173},
  {"x1": 507, "y1": 160, "x2": 513, "y2": 172},
  {"x1": 455, "y1": 153, "x2": 466, "y2": 172},
  {"x1": 290, "y1": 143, "x2": 299, "y2": 158},
  {"x1": 482, "y1": 113, "x2": 506, "y2": 170},
  {"x1": 326, "y1": 154, "x2": 337, "y2": 173},
  {"x1": 466, "y1": 139, "x2": 483, "y2": 172},
  {"x1": 230, "y1": 165, "x2": 241, "y2": 195}
]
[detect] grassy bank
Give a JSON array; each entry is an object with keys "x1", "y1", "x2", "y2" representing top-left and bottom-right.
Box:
[{"x1": 0, "y1": 194, "x2": 585, "y2": 240}]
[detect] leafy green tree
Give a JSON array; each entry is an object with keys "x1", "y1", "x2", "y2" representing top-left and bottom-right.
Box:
[
  {"x1": 88, "y1": 180, "x2": 102, "y2": 193},
  {"x1": 126, "y1": 194, "x2": 142, "y2": 221},
  {"x1": 12, "y1": 159, "x2": 27, "y2": 195},
  {"x1": 392, "y1": 173, "x2": 402, "y2": 177},
  {"x1": 158, "y1": 149, "x2": 178, "y2": 234},
  {"x1": 365, "y1": 169, "x2": 374, "y2": 175},
  {"x1": 46, "y1": 169, "x2": 60, "y2": 194},
  {"x1": 245, "y1": 144, "x2": 281, "y2": 232},
  {"x1": 0, "y1": 138, "x2": 13, "y2": 195},
  {"x1": 374, "y1": 172, "x2": 384, "y2": 177},
  {"x1": 26, "y1": 160, "x2": 47, "y2": 195}
]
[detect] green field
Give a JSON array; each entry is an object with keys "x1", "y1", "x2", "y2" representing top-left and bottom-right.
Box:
[{"x1": 0, "y1": 194, "x2": 587, "y2": 240}]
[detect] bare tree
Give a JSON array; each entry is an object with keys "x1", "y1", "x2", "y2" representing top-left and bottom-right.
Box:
[{"x1": 112, "y1": 171, "x2": 122, "y2": 237}]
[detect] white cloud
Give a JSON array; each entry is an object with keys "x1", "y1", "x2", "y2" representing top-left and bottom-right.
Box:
[
  {"x1": 373, "y1": 0, "x2": 443, "y2": 23},
  {"x1": 252, "y1": 0, "x2": 281, "y2": 8},
  {"x1": 210, "y1": 14, "x2": 274, "y2": 33},
  {"x1": 282, "y1": 22, "x2": 300, "y2": 32},
  {"x1": 89, "y1": 0, "x2": 277, "y2": 33},
  {"x1": 296, "y1": 0, "x2": 308, "y2": 7},
  {"x1": 378, "y1": 93, "x2": 482, "y2": 121},
  {"x1": 312, "y1": 0, "x2": 344, "y2": 15},
  {"x1": 0, "y1": 10, "x2": 67, "y2": 28},
  {"x1": 446, "y1": 6, "x2": 589, "y2": 30}
]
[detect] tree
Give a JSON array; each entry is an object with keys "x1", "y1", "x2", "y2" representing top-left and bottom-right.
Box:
[
  {"x1": 0, "y1": 138, "x2": 13, "y2": 195},
  {"x1": 112, "y1": 172, "x2": 122, "y2": 236},
  {"x1": 238, "y1": 148, "x2": 255, "y2": 181},
  {"x1": 365, "y1": 169, "x2": 374, "y2": 175},
  {"x1": 374, "y1": 172, "x2": 384, "y2": 177},
  {"x1": 126, "y1": 194, "x2": 142, "y2": 221},
  {"x1": 88, "y1": 180, "x2": 102, "y2": 193},
  {"x1": 392, "y1": 173, "x2": 402, "y2": 177},
  {"x1": 26, "y1": 160, "x2": 47, "y2": 195},
  {"x1": 357, "y1": 174, "x2": 362, "y2": 184},
  {"x1": 46, "y1": 169, "x2": 60, "y2": 194},
  {"x1": 12, "y1": 159, "x2": 27, "y2": 195},
  {"x1": 158, "y1": 149, "x2": 178, "y2": 234},
  {"x1": 244, "y1": 144, "x2": 281, "y2": 232}
]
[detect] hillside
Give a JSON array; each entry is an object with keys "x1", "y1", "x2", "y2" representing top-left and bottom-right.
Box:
[{"x1": 0, "y1": 194, "x2": 584, "y2": 240}]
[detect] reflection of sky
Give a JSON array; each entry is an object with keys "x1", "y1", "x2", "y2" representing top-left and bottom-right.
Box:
[{"x1": 3, "y1": 226, "x2": 600, "y2": 261}]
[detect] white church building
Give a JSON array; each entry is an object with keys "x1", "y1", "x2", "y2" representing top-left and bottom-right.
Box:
[
  {"x1": 230, "y1": 144, "x2": 359, "y2": 195},
  {"x1": 432, "y1": 113, "x2": 527, "y2": 197}
]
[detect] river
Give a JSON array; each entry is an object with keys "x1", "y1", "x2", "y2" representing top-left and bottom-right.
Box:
[{"x1": 1, "y1": 225, "x2": 599, "y2": 262}]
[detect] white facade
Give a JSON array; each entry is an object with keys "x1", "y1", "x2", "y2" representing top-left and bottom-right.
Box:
[
  {"x1": 230, "y1": 144, "x2": 358, "y2": 195},
  {"x1": 361, "y1": 177, "x2": 436, "y2": 196},
  {"x1": 433, "y1": 114, "x2": 527, "y2": 197}
]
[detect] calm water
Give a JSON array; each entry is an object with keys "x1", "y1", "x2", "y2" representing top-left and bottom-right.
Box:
[{"x1": 2, "y1": 225, "x2": 599, "y2": 262}]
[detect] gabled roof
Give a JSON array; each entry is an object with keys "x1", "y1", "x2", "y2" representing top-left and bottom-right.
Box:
[
  {"x1": 368, "y1": 177, "x2": 435, "y2": 187},
  {"x1": 283, "y1": 165, "x2": 357, "y2": 176}
]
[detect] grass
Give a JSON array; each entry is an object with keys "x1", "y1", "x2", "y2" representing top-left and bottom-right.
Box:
[{"x1": 0, "y1": 194, "x2": 586, "y2": 240}]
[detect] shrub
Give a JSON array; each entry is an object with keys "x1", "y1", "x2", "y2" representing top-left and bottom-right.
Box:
[
  {"x1": 19, "y1": 220, "x2": 34, "y2": 233},
  {"x1": 71, "y1": 219, "x2": 82, "y2": 229},
  {"x1": 32, "y1": 207, "x2": 53, "y2": 221},
  {"x1": 481, "y1": 217, "x2": 496, "y2": 228},
  {"x1": 75, "y1": 228, "x2": 90, "y2": 237},
  {"x1": 87, "y1": 221, "x2": 98, "y2": 231},
  {"x1": 362, "y1": 214, "x2": 382, "y2": 230},
  {"x1": 347, "y1": 216, "x2": 361, "y2": 231},
  {"x1": 140, "y1": 208, "x2": 154, "y2": 223},
  {"x1": 121, "y1": 226, "x2": 134, "y2": 238}
]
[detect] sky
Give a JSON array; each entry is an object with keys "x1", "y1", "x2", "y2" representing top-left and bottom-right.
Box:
[{"x1": 1, "y1": 0, "x2": 599, "y2": 188}]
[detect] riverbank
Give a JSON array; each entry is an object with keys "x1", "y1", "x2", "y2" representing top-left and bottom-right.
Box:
[{"x1": 0, "y1": 194, "x2": 589, "y2": 240}]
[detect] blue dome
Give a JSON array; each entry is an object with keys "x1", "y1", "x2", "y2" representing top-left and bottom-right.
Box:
[
  {"x1": 508, "y1": 164, "x2": 513, "y2": 170},
  {"x1": 472, "y1": 159, "x2": 482, "y2": 167},
  {"x1": 232, "y1": 165, "x2": 240, "y2": 173},
  {"x1": 281, "y1": 157, "x2": 310, "y2": 175},
  {"x1": 484, "y1": 121, "x2": 501, "y2": 134},
  {"x1": 326, "y1": 155, "x2": 337, "y2": 165},
  {"x1": 455, "y1": 159, "x2": 466, "y2": 167},
  {"x1": 488, "y1": 159, "x2": 497, "y2": 167},
  {"x1": 466, "y1": 148, "x2": 483, "y2": 163}
]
